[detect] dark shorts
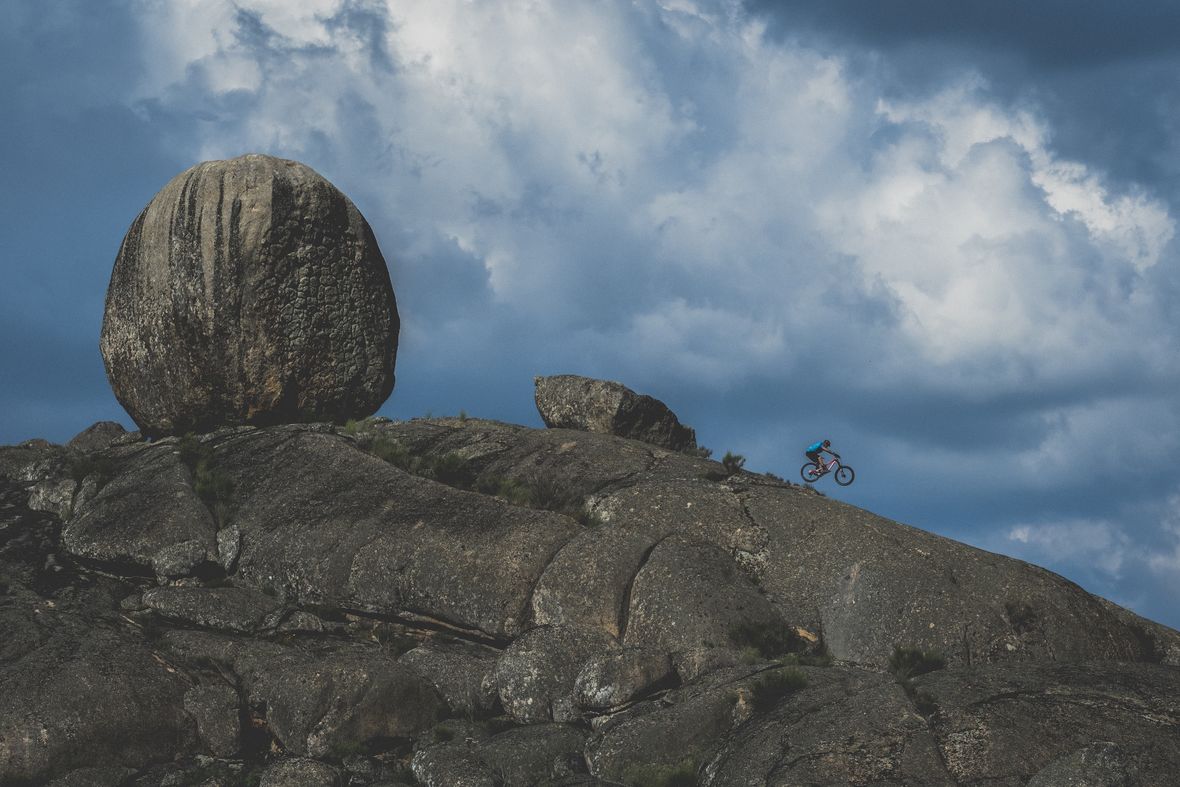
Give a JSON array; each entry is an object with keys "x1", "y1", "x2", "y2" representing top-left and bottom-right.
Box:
[{"x1": 806, "y1": 451, "x2": 821, "y2": 463}]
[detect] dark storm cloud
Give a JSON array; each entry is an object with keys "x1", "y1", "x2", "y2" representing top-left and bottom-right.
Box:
[
  {"x1": 743, "y1": 0, "x2": 1180, "y2": 204},
  {"x1": 743, "y1": 0, "x2": 1180, "y2": 66},
  {"x1": 0, "y1": 0, "x2": 190, "y2": 443},
  {"x1": 229, "y1": 2, "x2": 394, "y2": 73}
]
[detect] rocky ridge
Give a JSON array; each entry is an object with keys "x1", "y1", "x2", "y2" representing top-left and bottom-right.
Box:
[{"x1": 2, "y1": 413, "x2": 1178, "y2": 786}]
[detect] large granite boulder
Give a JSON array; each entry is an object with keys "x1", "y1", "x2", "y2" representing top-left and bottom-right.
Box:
[
  {"x1": 534, "y1": 375, "x2": 697, "y2": 451},
  {"x1": 100, "y1": 154, "x2": 399, "y2": 438}
]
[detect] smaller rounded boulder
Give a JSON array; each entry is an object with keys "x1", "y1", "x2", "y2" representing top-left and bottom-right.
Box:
[{"x1": 101, "y1": 154, "x2": 399, "y2": 438}]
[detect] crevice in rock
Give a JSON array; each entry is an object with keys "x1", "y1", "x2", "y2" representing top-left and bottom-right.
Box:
[
  {"x1": 340, "y1": 606, "x2": 510, "y2": 649},
  {"x1": 66, "y1": 552, "x2": 157, "y2": 581},
  {"x1": 242, "y1": 699, "x2": 283, "y2": 765},
  {"x1": 191, "y1": 560, "x2": 228, "y2": 584},
  {"x1": 925, "y1": 716, "x2": 955, "y2": 780},
  {"x1": 733, "y1": 492, "x2": 768, "y2": 575},
  {"x1": 617, "y1": 535, "x2": 672, "y2": 642},
  {"x1": 522, "y1": 527, "x2": 588, "y2": 630}
]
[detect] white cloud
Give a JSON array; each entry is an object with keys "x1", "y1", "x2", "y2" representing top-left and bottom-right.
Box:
[
  {"x1": 1148, "y1": 495, "x2": 1180, "y2": 583},
  {"x1": 1007, "y1": 519, "x2": 1131, "y2": 578},
  {"x1": 993, "y1": 493, "x2": 1180, "y2": 615},
  {"x1": 124, "y1": 1, "x2": 1180, "y2": 566}
]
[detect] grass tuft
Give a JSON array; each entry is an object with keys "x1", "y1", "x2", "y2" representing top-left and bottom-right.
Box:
[
  {"x1": 749, "y1": 668, "x2": 808, "y2": 712},
  {"x1": 177, "y1": 433, "x2": 234, "y2": 525},
  {"x1": 721, "y1": 451, "x2": 746, "y2": 474},
  {"x1": 622, "y1": 757, "x2": 698, "y2": 787},
  {"x1": 730, "y1": 620, "x2": 803, "y2": 659},
  {"x1": 66, "y1": 452, "x2": 119, "y2": 491},
  {"x1": 888, "y1": 646, "x2": 946, "y2": 681}
]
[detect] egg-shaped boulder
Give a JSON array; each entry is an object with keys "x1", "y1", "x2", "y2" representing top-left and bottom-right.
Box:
[{"x1": 100, "y1": 154, "x2": 399, "y2": 438}]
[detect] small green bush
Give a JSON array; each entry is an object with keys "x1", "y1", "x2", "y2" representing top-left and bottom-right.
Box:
[
  {"x1": 750, "y1": 668, "x2": 808, "y2": 712},
  {"x1": 430, "y1": 453, "x2": 475, "y2": 487},
  {"x1": 177, "y1": 433, "x2": 205, "y2": 472},
  {"x1": 177, "y1": 434, "x2": 234, "y2": 525},
  {"x1": 721, "y1": 451, "x2": 746, "y2": 474},
  {"x1": 738, "y1": 646, "x2": 763, "y2": 665},
  {"x1": 195, "y1": 461, "x2": 234, "y2": 524},
  {"x1": 476, "y1": 475, "x2": 536, "y2": 507},
  {"x1": 327, "y1": 739, "x2": 364, "y2": 760},
  {"x1": 780, "y1": 647, "x2": 833, "y2": 667},
  {"x1": 366, "y1": 436, "x2": 413, "y2": 470},
  {"x1": 888, "y1": 646, "x2": 946, "y2": 681},
  {"x1": 730, "y1": 621, "x2": 802, "y2": 659},
  {"x1": 622, "y1": 757, "x2": 698, "y2": 787},
  {"x1": 67, "y1": 452, "x2": 119, "y2": 490},
  {"x1": 687, "y1": 446, "x2": 713, "y2": 459},
  {"x1": 523, "y1": 473, "x2": 582, "y2": 512}
]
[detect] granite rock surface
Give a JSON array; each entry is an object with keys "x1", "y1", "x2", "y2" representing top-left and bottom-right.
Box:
[{"x1": 2, "y1": 415, "x2": 1178, "y2": 784}]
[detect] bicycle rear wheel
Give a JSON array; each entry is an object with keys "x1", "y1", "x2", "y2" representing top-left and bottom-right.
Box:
[
  {"x1": 835, "y1": 465, "x2": 855, "y2": 486},
  {"x1": 800, "y1": 463, "x2": 822, "y2": 482}
]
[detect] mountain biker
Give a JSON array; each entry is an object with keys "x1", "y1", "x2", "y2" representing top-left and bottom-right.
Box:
[{"x1": 805, "y1": 439, "x2": 836, "y2": 474}]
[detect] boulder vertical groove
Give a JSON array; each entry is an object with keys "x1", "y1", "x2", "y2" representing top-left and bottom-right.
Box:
[{"x1": 101, "y1": 154, "x2": 399, "y2": 437}]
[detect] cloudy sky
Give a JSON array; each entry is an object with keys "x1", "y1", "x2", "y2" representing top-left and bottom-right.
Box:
[{"x1": 3, "y1": 0, "x2": 1179, "y2": 629}]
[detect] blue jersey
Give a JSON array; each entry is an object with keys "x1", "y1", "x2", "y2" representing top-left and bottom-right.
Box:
[{"x1": 807, "y1": 441, "x2": 825, "y2": 454}]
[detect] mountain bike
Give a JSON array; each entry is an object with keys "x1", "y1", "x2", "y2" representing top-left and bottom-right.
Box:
[{"x1": 801, "y1": 454, "x2": 855, "y2": 486}]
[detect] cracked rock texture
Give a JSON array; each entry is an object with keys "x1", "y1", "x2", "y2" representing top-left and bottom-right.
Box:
[
  {"x1": 2, "y1": 414, "x2": 1178, "y2": 784},
  {"x1": 100, "y1": 154, "x2": 399, "y2": 438}
]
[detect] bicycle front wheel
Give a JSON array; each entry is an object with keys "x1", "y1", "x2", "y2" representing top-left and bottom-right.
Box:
[
  {"x1": 835, "y1": 465, "x2": 855, "y2": 486},
  {"x1": 800, "y1": 463, "x2": 821, "y2": 483}
]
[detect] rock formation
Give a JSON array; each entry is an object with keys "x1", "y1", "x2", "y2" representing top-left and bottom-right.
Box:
[
  {"x1": 534, "y1": 374, "x2": 697, "y2": 452},
  {"x1": 100, "y1": 154, "x2": 399, "y2": 438},
  {"x1": 2, "y1": 413, "x2": 1178, "y2": 785}
]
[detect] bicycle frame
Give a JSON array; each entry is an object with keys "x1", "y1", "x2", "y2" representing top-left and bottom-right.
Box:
[{"x1": 802, "y1": 455, "x2": 854, "y2": 485}]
